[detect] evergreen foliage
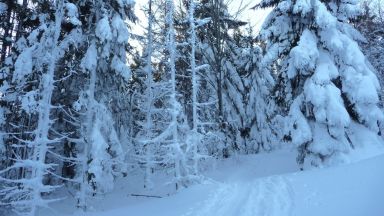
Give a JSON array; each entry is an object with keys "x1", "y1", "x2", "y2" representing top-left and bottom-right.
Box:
[{"x1": 0, "y1": 0, "x2": 382, "y2": 214}]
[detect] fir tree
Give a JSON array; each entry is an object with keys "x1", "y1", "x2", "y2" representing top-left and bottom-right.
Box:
[{"x1": 255, "y1": 0, "x2": 383, "y2": 166}]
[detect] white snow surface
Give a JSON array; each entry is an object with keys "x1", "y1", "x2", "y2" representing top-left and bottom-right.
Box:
[
  {"x1": 96, "y1": 17, "x2": 113, "y2": 42},
  {"x1": 40, "y1": 126, "x2": 384, "y2": 216},
  {"x1": 65, "y1": 3, "x2": 81, "y2": 26},
  {"x1": 13, "y1": 47, "x2": 33, "y2": 83}
]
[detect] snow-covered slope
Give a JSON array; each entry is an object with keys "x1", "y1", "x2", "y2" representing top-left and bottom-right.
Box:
[
  {"x1": 39, "y1": 138, "x2": 384, "y2": 216},
  {"x1": 290, "y1": 154, "x2": 384, "y2": 216},
  {"x1": 187, "y1": 154, "x2": 384, "y2": 216}
]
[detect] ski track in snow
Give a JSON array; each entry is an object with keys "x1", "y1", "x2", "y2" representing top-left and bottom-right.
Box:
[{"x1": 183, "y1": 176, "x2": 294, "y2": 216}]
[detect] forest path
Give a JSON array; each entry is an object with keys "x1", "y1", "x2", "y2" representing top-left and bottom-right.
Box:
[{"x1": 183, "y1": 175, "x2": 294, "y2": 216}]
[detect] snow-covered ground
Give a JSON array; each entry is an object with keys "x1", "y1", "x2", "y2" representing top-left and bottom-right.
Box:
[{"x1": 39, "y1": 132, "x2": 384, "y2": 216}]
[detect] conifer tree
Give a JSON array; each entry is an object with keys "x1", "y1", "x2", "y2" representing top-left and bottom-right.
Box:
[
  {"x1": 255, "y1": 0, "x2": 383, "y2": 166},
  {"x1": 72, "y1": 0, "x2": 135, "y2": 209},
  {"x1": 133, "y1": 0, "x2": 159, "y2": 190},
  {"x1": 356, "y1": 1, "x2": 384, "y2": 103},
  {"x1": 0, "y1": 1, "x2": 73, "y2": 214}
]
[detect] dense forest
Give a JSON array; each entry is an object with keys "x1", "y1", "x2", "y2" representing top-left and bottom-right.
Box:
[{"x1": 0, "y1": 0, "x2": 383, "y2": 215}]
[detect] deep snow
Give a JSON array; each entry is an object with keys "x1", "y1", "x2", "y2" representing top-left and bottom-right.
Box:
[{"x1": 38, "y1": 132, "x2": 384, "y2": 216}]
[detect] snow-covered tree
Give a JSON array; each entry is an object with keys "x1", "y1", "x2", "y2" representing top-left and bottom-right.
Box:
[
  {"x1": 184, "y1": 0, "x2": 209, "y2": 179},
  {"x1": 355, "y1": 1, "x2": 384, "y2": 104},
  {"x1": 223, "y1": 39, "x2": 277, "y2": 153},
  {"x1": 132, "y1": 0, "x2": 161, "y2": 190},
  {"x1": 164, "y1": 0, "x2": 187, "y2": 190},
  {"x1": 2, "y1": 0, "x2": 383, "y2": 214},
  {"x1": 72, "y1": 0, "x2": 136, "y2": 210},
  {"x1": 194, "y1": 0, "x2": 254, "y2": 157},
  {"x1": 0, "y1": 0, "x2": 136, "y2": 213},
  {"x1": 131, "y1": 0, "x2": 209, "y2": 190},
  {"x1": 255, "y1": 0, "x2": 383, "y2": 166},
  {"x1": 0, "y1": 1, "x2": 75, "y2": 214}
]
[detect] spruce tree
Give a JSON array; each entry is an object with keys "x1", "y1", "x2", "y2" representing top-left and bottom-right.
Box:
[
  {"x1": 71, "y1": 0, "x2": 136, "y2": 210},
  {"x1": 255, "y1": 0, "x2": 383, "y2": 166},
  {"x1": 0, "y1": 1, "x2": 76, "y2": 214}
]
